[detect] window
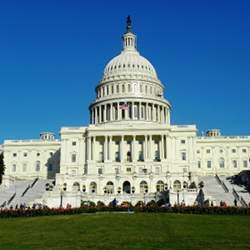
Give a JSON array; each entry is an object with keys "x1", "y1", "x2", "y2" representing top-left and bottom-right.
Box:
[
  {"x1": 206, "y1": 149, "x2": 211, "y2": 154},
  {"x1": 181, "y1": 140, "x2": 186, "y2": 144},
  {"x1": 37, "y1": 153, "x2": 40, "y2": 157},
  {"x1": 71, "y1": 154, "x2": 76, "y2": 163},
  {"x1": 207, "y1": 161, "x2": 212, "y2": 168},
  {"x1": 23, "y1": 153, "x2": 27, "y2": 157},
  {"x1": 12, "y1": 164, "x2": 16, "y2": 172},
  {"x1": 232, "y1": 149, "x2": 236, "y2": 153},
  {"x1": 219, "y1": 158, "x2": 225, "y2": 168},
  {"x1": 35, "y1": 161, "x2": 40, "y2": 172},
  {"x1": 115, "y1": 152, "x2": 120, "y2": 162},
  {"x1": 13, "y1": 153, "x2": 17, "y2": 157},
  {"x1": 98, "y1": 168, "x2": 103, "y2": 175},
  {"x1": 243, "y1": 160, "x2": 248, "y2": 168},
  {"x1": 220, "y1": 149, "x2": 223, "y2": 153},
  {"x1": 115, "y1": 168, "x2": 120, "y2": 175},
  {"x1": 72, "y1": 141, "x2": 76, "y2": 146},
  {"x1": 156, "y1": 181, "x2": 164, "y2": 192},
  {"x1": 50, "y1": 152, "x2": 53, "y2": 156},
  {"x1": 242, "y1": 149, "x2": 247, "y2": 153},
  {"x1": 116, "y1": 85, "x2": 119, "y2": 93},
  {"x1": 126, "y1": 167, "x2": 132, "y2": 173},
  {"x1": 197, "y1": 150, "x2": 200, "y2": 154},
  {"x1": 198, "y1": 161, "x2": 201, "y2": 168},
  {"x1": 181, "y1": 152, "x2": 186, "y2": 161},
  {"x1": 232, "y1": 160, "x2": 237, "y2": 168}
]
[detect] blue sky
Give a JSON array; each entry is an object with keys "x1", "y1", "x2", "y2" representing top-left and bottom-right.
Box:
[{"x1": 0, "y1": 0, "x2": 250, "y2": 142}]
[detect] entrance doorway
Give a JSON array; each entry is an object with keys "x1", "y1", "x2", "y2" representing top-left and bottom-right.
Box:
[{"x1": 123, "y1": 181, "x2": 131, "y2": 194}]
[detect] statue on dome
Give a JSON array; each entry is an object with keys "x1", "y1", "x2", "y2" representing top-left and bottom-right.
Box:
[{"x1": 126, "y1": 15, "x2": 132, "y2": 32}]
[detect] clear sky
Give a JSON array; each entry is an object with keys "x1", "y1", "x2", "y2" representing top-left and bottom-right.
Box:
[{"x1": 0, "y1": 0, "x2": 250, "y2": 143}]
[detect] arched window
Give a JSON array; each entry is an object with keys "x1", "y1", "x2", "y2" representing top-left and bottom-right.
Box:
[
  {"x1": 73, "y1": 182, "x2": 80, "y2": 192},
  {"x1": 156, "y1": 181, "x2": 164, "y2": 192},
  {"x1": 122, "y1": 84, "x2": 125, "y2": 93},
  {"x1": 173, "y1": 180, "x2": 181, "y2": 192},
  {"x1": 140, "y1": 181, "x2": 148, "y2": 193},
  {"x1": 35, "y1": 161, "x2": 40, "y2": 172},
  {"x1": 90, "y1": 182, "x2": 97, "y2": 193},
  {"x1": 82, "y1": 184, "x2": 86, "y2": 192},
  {"x1": 219, "y1": 158, "x2": 225, "y2": 168},
  {"x1": 106, "y1": 181, "x2": 114, "y2": 194}
]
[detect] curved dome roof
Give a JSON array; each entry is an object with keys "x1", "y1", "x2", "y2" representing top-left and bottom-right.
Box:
[{"x1": 103, "y1": 50, "x2": 158, "y2": 80}]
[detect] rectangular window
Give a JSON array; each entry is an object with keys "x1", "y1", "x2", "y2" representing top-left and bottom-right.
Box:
[
  {"x1": 198, "y1": 161, "x2": 201, "y2": 168},
  {"x1": 71, "y1": 154, "x2": 76, "y2": 163},
  {"x1": 98, "y1": 168, "x2": 103, "y2": 175},
  {"x1": 232, "y1": 160, "x2": 237, "y2": 168},
  {"x1": 126, "y1": 167, "x2": 132, "y2": 173},
  {"x1": 206, "y1": 149, "x2": 211, "y2": 154},
  {"x1": 115, "y1": 168, "x2": 120, "y2": 175},
  {"x1": 24, "y1": 153, "x2": 27, "y2": 157},
  {"x1": 242, "y1": 149, "x2": 247, "y2": 153},
  {"x1": 72, "y1": 141, "x2": 76, "y2": 146},
  {"x1": 243, "y1": 160, "x2": 248, "y2": 168},
  {"x1": 181, "y1": 152, "x2": 186, "y2": 161},
  {"x1": 181, "y1": 140, "x2": 186, "y2": 144},
  {"x1": 207, "y1": 161, "x2": 212, "y2": 168}
]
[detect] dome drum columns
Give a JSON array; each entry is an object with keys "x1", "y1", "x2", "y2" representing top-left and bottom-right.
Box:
[{"x1": 90, "y1": 101, "x2": 170, "y2": 125}]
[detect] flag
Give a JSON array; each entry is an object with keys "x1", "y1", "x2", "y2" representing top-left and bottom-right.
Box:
[{"x1": 119, "y1": 104, "x2": 129, "y2": 110}]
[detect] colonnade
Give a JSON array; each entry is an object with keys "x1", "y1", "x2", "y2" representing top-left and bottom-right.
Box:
[
  {"x1": 87, "y1": 134, "x2": 169, "y2": 163},
  {"x1": 90, "y1": 101, "x2": 169, "y2": 125}
]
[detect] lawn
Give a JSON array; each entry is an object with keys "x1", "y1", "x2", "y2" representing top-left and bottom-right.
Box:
[{"x1": 0, "y1": 213, "x2": 249, "y2": 250}]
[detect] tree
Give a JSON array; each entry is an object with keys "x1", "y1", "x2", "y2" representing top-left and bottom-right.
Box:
[{"x1": 0, "y1": 153, "x2": 4, "y2": 184}]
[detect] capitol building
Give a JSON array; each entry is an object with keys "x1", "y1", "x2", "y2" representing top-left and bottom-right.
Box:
[{"x1": 1, "y1": 17, "x2": 250, "y2": 208}]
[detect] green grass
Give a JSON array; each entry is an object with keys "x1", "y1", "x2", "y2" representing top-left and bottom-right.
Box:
[{"x1": 0, "y1": 213, "x2": 249, "y2": 250}]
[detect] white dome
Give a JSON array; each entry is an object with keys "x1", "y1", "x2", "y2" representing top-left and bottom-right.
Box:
[{"x1": 103, "y1": 50, "x2": 158, "y2": 81}]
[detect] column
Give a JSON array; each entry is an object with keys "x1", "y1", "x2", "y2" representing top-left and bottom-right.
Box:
[
  {"x1": 87, "y1": 136, "x2": 91, "y2": 161},
  {"x1": 117, "y1": 102, "x2": 120, "y2": 120},
  {"x1": 110, "y1": 103, "x2": 113, "y2": 121},
  {"x1": 132, "y1": 135, "x2": 135, "y2": 162},
  {"x1": 91, "y1": 137, "x2": 93, "y2": 161},
  {"x1": 131, "y1": 102, "x2": 134, "y2": 119},
  {"x1": 160, "y1": 135, "x2": 164, "y2": 160},
  {"x1": 148, "y1": 135, "x2": 152, "y2": 160},
  {"x1": 125, "y1": 102, "x2": 128, "y2": 119},
  {"x1": 120, "y1": 136, "x2": 124, "y2": 162},
  {"x1": 95, "y1": 107, "x2": 97, "y2": 124},
  {"x1": 146, "y1": 103, "x2": 148, "y2": 121},
  {"x1": 103, "y1": 104, "x2": 106, "y2": 122},
  {"x1": 145, "y1": 135, "x2": 148, "y2": 160},
  {"x1": 138, "y1": 102, "x2": 141, "y2": 120},
  {"x1": 104, "y1": 136, "x2": 108, "y2": 161}
]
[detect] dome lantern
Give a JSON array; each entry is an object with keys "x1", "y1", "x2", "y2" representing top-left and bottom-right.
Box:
[{"x1": 123, "y1": 16, "x2": 137, "y2": 52}]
